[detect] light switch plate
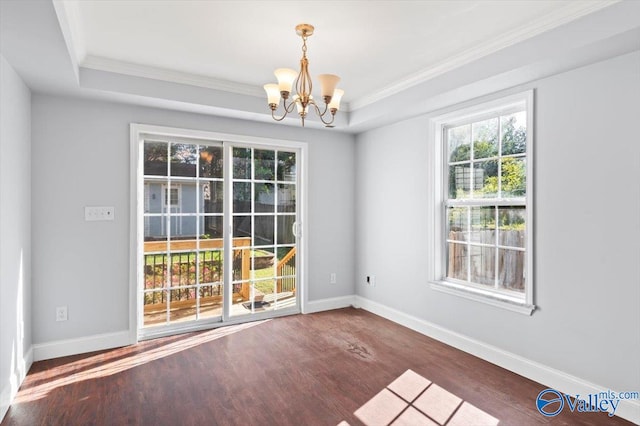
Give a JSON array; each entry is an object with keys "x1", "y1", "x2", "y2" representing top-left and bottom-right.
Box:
[{"x1": 85, "y1": 206, "x2": 115, "y2": 221}]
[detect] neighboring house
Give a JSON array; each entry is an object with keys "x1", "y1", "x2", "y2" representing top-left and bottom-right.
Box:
[
  {"x1": 143, "y1": 181, "x2": 209, "y2": 238},
  {"x1": 143, "y1": 160, "x2": 295, "y2": 242},
  {"x1": 143, "y1": 161, "x2": 224, "y2": 239}
]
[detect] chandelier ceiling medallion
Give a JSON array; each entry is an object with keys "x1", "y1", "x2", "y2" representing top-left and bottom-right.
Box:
[{"x1": 264, "y1": 24, "x2": 344, "y2": 128}]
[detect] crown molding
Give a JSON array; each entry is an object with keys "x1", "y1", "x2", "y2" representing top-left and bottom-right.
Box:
[
  {"x1": 349, "y1": 0, "x2": 618, "y2": 110},
  {"x1": 81, "y1": 55, "x2": 266, "y2": 98},
  {"x1": 51, "y1": 0, "x2": 85, "y2": 82},
  {"x1": 81, "y1": 55, "x2": 351, "y2": 112}
]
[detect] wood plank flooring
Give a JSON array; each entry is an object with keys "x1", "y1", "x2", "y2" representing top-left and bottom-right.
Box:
[{"x1": 1, "y1": 308, "x2": 633, "y2": 426}]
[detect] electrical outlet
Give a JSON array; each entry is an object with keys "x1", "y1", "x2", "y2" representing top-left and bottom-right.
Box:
[
  {"x1": 330, "y1": 273, "x2": 337, "y2": 284},
  {"x1": 56, "y1": 306, "x2": 68, "y2": 322},
  {"x1": 366, "y1": 275, "x2": 376, "y2": 286}
]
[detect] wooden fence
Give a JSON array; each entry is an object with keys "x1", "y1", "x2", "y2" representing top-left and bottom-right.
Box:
[{"x1": 448, "y1": 230, "x2": 525, "y2": 291}]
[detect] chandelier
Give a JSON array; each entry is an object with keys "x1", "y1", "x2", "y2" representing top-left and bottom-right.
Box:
[{"x1": 264, "y1": 24, "x2": 344, "y2": 128}]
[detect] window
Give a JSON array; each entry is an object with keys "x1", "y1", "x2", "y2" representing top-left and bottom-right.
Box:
[
  {"x1": 430, "y1": 91, "x2": 535, "y2": 315},
  {"x1": 164, "y1": 186, "x2": 180, "y2": 207}
]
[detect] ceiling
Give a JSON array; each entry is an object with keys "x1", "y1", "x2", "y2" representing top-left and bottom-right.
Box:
[
  {"x1": 59, "y1": 0, "x2": 615, "y2": 109},
  {"x1": 2, "y1": 0, "x2": 638, "y2": 132}
]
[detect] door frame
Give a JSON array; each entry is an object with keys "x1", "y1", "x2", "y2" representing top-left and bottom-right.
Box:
[{"x1": 129, "y1": 124, "x2": 308, "y2": 343}]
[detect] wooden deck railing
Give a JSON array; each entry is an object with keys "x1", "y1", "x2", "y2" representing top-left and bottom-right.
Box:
[
  {"x1": 144, "y1": 238, "x2": 251, "y2": 306},
  {"x1": 277, "y1": 247, "x2": 296, "y2": 293},
  {"x1": 144, "y1": 237, "x2": 251, "y2": 252},
  {"x1": 143, "y1": 238, "x2": 296, "y2": 309}
]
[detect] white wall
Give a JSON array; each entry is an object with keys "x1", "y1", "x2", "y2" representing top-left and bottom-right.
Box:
[
  {"x1": 0, "y1": 54, "x2": 32, "y2": 420},
  {"x1": 31, "y1": 95, "x2": 355, "y2": 346},
  {"x1": 355, "y1": 51, "x2": 640, "y2": 392}
]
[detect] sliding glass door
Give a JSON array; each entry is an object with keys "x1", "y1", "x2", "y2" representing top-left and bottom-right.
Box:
[{"x1": 135, "y1": 128, "x2": 302, "y2": 339}]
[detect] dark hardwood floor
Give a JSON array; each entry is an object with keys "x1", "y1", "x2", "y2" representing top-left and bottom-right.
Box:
[{"x1": 2, "y1": 308, "x2": 633, "y2": 426}]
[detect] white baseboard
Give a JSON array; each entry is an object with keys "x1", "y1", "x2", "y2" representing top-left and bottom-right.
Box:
[
  {"x1": 34, "y1": 295, "x2": 356, "y2": 362},
  {"x1": 32, "y1": 294, "x2": 354, "y2": 363},
  {"x1": 354, "y1": 296, "x2": 640, "y2": 424},
  {"x1": 33, "y1": 330, "x2": 132, "y2": 362},
  {"x1": 1, "y1": 345, "x2": 33, "y2": 423},
  {"x1": 303, "y1": 295, "x2": 356, "y2": 314}
]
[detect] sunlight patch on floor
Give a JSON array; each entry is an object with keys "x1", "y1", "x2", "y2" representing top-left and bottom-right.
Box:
[
  {"x1": 14, "y1": 320, "x2": 269, "y2": 404},
  {"x1": 341, "y1": 369, "x2": 499, "y2": 426}
]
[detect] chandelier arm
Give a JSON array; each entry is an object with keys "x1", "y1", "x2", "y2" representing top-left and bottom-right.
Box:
[
  {"x1": 270, "y1": 108, "x2": 289, "y2": 122},
  {"x1": 270, "y1": 99, "x2": 299, "y2": 122},
  {"x1": 314, "y1": 100, "x2": 330, "y2": 117},
  {"x1": 310, "y1": 101, "x2": 336, "y2": 126},
  {"x1": 282, "y1": 98, "x2": 298, "y2": 114},
  {"x1": 320, "y1": 112, "x2": 336, "y2": 127}
]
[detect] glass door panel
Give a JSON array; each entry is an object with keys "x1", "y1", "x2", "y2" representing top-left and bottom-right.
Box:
[
  {"x1": 142, "y1": 140, "x2": 225, "y2": 329},
  {"x1": 230, "y1": 147, "x2": 298, "y2": 318}
]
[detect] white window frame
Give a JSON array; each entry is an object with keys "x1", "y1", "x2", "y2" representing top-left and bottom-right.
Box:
[{"x1": 428, "y1": 91, "x2": 535, "y2": 315}]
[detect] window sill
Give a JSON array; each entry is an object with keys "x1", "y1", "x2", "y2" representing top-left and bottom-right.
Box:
[{"x1": 430, "y1": 280, "x2": 535, "y2": 315}]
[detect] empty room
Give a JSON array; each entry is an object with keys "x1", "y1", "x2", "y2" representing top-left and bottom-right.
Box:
[{"x1": 1, "y1": 1, "x2": 639, "y2": 425}]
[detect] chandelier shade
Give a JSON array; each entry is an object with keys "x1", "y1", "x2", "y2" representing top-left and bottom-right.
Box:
[
  {"x1": 317, "y1": 74, "x2": 340, "y2": 98},
  {"x1": 264, "y1": 84, "x2": 281, "y2": 105},
  {"x1": 328, "y1": 89, "x2": 344, "y2": 111},
  {"x1": 264, "y1": 23, "x2": 343, "y2": 127},
  {"x1": 274, "y1": 68, "x2": 298, "y2": 93}
]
